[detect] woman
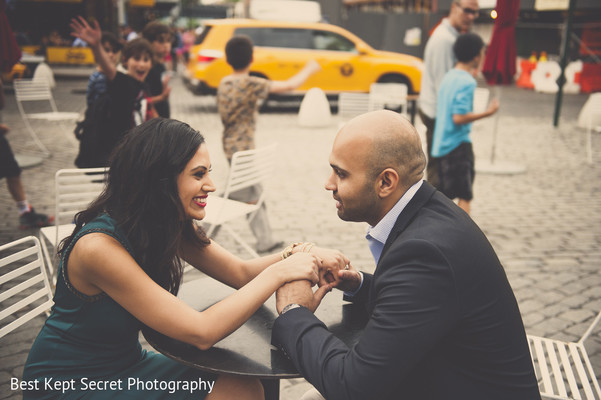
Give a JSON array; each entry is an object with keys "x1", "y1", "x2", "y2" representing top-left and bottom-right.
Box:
[{"x1": 23, "y1": 118, "x2": 344, "y2": 399}]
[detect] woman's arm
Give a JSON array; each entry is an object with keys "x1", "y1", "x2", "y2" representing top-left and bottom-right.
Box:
[
  {"x1": 69, "y1": 233, "x2": 320, "y2": 350},
  {"x1": 70, "y1": 17, "x2": 117, "y2": 81},
  {"x1": 180, "y1": 239, "x2": 281, "y2": 289},
  {"x1": 182, "y1": 239, "x2": 351, "y2": 289}
]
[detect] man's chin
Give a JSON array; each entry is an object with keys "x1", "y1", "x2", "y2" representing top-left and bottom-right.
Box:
[{"x1": 337, "y1": 210, "x2": 356, "y2": 222}]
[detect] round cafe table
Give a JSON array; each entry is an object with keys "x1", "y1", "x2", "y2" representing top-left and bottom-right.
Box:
[{"x1": 142, "y1": 277, "x2": 368, "y2": 400}]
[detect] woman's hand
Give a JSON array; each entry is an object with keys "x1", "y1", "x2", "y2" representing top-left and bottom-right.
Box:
[
  {"x1": 70, "y1": 16, "x2": 101, "y2": 48},
  {"x1": 306, "y1": 246, "x2": 351, "y2": 287},
  {"x1": 271, "y1": 252, "x2": 321, "y2": 286}
]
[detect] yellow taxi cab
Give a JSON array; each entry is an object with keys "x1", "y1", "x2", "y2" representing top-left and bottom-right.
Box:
[{"x1": 184, "y1": 19, "x2": 423, "y2": 96}]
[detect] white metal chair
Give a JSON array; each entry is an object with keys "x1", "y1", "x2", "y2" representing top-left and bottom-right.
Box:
[
  {"x1": 0, "y1": 236, "x2": 53, "y2": 339},
  {"x1": 14, "y1": 79, "x2": 80, "y2": 157},
  {"x1": 338, "y1": 92, "x2": 370, "y2": 129},
  {"x1": 39, "y1": 168, "x2": 108, "y2": 282},
  {"x1": 369, "y1": 82, "x2": 409, "y2": 117},
  {"x1": 527, "y1": 310, "x2": 601, "y2": 399},
  {"x1": 202, "y1": 144, "x2": 277, "y2": 259}
]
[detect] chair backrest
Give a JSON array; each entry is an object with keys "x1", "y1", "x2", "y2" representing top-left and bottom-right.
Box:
[
  {"x1": 53, "y1": 168, "x2": 108, "y2": 237},
  {"x1": 33, "y1": 62, "x2": 56, "y2": 88},
  {"x1": 0, "y1": 236, "x2": 53, "y2": 339},
  {"x1": 54, "y1": 168, "x2": 108, "y2": 226},
  {"x1": 527, "y1": 310, "x2": 601, "y2": 400},
  {"x1": 369, "y1": 83, "x2": 408, "y2": 114},
  {"x1": 338, "y1": 92, "x2": 370, "y2": 121},
  {"x1": 14, "y1": 79, "x2": 58, "y2": 112},
  {"x1": 222, "y1": 144, "x2": 277, "y2": 200}
]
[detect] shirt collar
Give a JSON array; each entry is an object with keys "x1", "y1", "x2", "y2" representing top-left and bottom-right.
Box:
[{"x1": 366, "y1": 180, "x2": 424, "y2": 246}]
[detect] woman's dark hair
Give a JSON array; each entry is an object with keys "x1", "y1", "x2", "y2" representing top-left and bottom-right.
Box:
[{"x1": 59, "y1": 118, "x2": 210, "y2": 294}]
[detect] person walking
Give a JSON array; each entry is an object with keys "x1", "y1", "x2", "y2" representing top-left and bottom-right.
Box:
[
  {"x1": 432, "y1": 33, "x2": 499, "y2": 214},
  {"x1": 419, "y1": 0, "x2": 479, "y2": 188}
]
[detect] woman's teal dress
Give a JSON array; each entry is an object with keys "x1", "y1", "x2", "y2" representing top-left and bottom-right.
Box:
[{"x1": 23, "y1": 214, "x2": 217, "y2": 399}]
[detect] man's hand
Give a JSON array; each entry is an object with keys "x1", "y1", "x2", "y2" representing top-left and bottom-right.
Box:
[
  {"x1": 332, "y1": 265, "x2": 362, "y2": 293},
  {"x1": 276, "y1": 280, "x2": 331, "y2": 314}
]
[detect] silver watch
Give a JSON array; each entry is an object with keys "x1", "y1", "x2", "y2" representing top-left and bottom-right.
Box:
[{"x1": 280, "y1": 303, "x2": 301, "y2": 315}]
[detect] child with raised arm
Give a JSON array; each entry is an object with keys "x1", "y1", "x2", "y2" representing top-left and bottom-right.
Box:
[
  {"x1": 71, "y1": 17, "x2": 156, "y2": 167},
  {"x1": 85, "y1": 31, "x2": 122, "y2": 107},
  {"x1": 432, "y1": 32, "x2": 499, "y2": 215}
]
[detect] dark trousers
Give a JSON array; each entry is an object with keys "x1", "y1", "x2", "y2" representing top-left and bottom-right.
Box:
[{"x1": 418, "y1": 109, "x2": 439, "y2": 189}]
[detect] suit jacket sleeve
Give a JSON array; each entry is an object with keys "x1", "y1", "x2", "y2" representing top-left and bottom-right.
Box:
[
  {"x1": 272, "y1": 239, "x2": 459, "y2": 400},
  {"x1": 343, "y1": 272, "x2": 373, "y2": 305}
]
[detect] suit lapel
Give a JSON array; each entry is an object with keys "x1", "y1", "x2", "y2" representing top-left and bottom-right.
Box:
[{"x1": 378, "y1": 182, "x2": 437, "y2": 263}]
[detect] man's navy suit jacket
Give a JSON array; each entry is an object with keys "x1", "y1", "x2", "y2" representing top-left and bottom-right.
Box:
[{"x1": 272, "y1": 182, "x2": 540, "y2": 400}]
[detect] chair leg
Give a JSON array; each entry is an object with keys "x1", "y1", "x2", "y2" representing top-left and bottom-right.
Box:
[
  {"x1": 586, "y1": 124, "x2": 593, "y2": 164},
  {"x1": 21, "y1": 117, "x2": 51, "y2": 157},
  {"x1": 579, "y1": 310, "x2": 601, "y2": 344},
  {"x1": 222, "y1": 225, "x2": 260, "y2": 258}
]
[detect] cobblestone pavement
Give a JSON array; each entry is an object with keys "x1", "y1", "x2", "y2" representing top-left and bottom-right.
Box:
[{"x1": 1, "y1": 72, "x2": 600, "y2": 399}]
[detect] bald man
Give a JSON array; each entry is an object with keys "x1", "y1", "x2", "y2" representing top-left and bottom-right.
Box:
[{"x1": 272, "y1": 111, "x2": 539, "y2": 400}]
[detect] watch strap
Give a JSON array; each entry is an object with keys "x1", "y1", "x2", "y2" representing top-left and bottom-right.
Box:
[{"x1": 280, "y1": 303, "x2": 301, "y2": 315}]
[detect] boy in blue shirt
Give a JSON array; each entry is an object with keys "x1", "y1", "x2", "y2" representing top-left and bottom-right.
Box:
[{"x1": 432, "y1": 33, "x2": 499, "y2": 215}]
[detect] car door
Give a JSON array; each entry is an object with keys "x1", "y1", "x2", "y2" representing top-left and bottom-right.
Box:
[
  {"x1": 308, "y1": 29, "x2": 374, "y2": 93},
  {"x1": 235, "y1": 27, "x2": 315, "y2": 85}
]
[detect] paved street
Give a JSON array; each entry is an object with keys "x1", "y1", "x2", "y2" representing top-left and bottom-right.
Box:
[{"x1": 1, "y1": 72, "x2": 600, "y2": 399}]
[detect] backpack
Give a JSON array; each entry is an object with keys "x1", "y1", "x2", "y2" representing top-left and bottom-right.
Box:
[{"x1": 74, "y1": 93, "x2": 114, "y2": 168}]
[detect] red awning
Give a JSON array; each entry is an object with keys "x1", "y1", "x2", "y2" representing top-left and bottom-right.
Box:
[{"x1": 482, "y1": 0, "x2": 521, "y2": 85}]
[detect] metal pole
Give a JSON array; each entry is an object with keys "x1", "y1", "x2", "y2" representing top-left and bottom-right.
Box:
[
  {"x1": 490, "y1": 86, "x2": 501, "y2": 164},
  {"x1": 553, "y1": 0, "x2": 576, "y2": 127}
]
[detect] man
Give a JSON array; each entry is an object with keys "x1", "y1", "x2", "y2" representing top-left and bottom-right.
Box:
[
  {"x1": 271, "y1": 110, "x2": 540, "y2": 400},
  {"x1": 419, "y1": 0, "x2": 479, "y2": 188}
]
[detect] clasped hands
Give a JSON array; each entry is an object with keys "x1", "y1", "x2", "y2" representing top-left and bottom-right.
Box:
[{"x1": 275, "y1": 246, "x2": 360, "y2": 315}]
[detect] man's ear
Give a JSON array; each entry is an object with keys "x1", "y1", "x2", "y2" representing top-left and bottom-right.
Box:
[{"x1": 376, "y1": 168, "x2": 399, "y2": 198}]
